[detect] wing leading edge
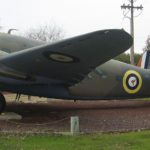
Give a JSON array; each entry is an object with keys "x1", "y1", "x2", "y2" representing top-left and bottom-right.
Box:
[{"x1": 0, "y1": 29, "x2": 132, "y2": 85}]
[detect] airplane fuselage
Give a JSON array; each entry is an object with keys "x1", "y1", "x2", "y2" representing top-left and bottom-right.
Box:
[
  {"x1": 0, "y1": 32, "x2": 149, "y2": 100},
  {"x1": 0, "y1": 58, "x2": 149, "y2": 100},
  {"x1": 70, "y1": 59, "x2": 150, "y2": 100}
]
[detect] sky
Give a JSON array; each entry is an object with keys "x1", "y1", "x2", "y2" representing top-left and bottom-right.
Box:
[{"x1": 0, "y1": 0, "x2": 149, "y2": 53}]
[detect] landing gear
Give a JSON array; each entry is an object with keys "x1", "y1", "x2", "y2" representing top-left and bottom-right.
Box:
[{"x1": 0, "y1": 93, "x2": 6, "y2": 114}]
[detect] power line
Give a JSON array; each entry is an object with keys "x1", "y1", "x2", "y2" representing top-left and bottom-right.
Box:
[{"x1": 121, "y1": 0, "x2": 143, "y2": 65}]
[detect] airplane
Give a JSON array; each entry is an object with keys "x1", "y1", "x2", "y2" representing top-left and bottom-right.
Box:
[{"x1": 0, "y1": 28, "x2": 148, "y2": 113}]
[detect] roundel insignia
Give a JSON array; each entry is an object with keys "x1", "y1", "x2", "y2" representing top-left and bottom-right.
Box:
[
  {"x1": 43, "y1": 52, "x2": 79, "y2": 63},
  {"x1": 49, "y1": 53, "x2": 74, "y2": 62},
  {"x1": 123, "y1": 70, "x2": 142, "y2": 94}
]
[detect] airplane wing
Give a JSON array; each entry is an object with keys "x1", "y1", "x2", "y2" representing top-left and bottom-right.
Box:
[{"x1": 0, "y1": 29, "x2": 132, "y2": 85}]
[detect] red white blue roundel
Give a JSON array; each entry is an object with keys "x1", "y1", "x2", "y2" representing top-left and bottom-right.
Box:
[
  {"x1": 126, "y1": 74, "x2": 139, "y2": 90},
  {"x1": 123, "y1": 70, "x2": 142, "y2": 94}
]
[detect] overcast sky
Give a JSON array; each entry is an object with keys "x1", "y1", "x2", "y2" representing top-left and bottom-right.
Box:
[{"x1": 0, "y1": 0, "x2": 149, "y2": 53}]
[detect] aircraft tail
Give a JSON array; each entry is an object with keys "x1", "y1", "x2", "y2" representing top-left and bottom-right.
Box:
[{"x1": 137, "y1": 50, "x2": 150, "y2": 69}]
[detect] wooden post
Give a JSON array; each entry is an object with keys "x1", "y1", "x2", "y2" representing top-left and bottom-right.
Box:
[{"x1": 70, "y1": 116, "x2": 79, "y2": 135}]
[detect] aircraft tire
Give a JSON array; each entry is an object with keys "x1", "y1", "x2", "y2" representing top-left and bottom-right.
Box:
[{"x1": 0, "y1": 93, "x2": 6, "y2": 114}]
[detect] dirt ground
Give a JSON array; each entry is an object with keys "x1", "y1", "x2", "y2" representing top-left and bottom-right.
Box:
[{"x1": 1, "y1": 94, "x2": 150, "y2": 134}]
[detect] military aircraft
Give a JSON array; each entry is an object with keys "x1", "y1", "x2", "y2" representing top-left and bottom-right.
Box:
[{"x1": 0, "y1": 28, "x2": 147, "y2": 113}]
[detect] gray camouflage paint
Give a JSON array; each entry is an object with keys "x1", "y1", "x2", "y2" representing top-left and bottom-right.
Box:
[{"x1": 0, "y1": 30, "x2": 146, "y2": 100}]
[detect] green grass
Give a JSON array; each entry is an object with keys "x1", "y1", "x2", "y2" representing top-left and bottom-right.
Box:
[{"x1": 1, "y1": 131, "x2": 150, "y2": 150}]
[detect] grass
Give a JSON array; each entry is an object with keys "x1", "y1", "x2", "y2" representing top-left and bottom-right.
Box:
[{"x1": 0, "y1": 131, "x2": 150, "y2": 150}]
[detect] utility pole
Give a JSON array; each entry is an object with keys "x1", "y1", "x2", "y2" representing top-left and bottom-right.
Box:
[{"x1": 121, "y1": 0, "x2": 143, "y2": 65}]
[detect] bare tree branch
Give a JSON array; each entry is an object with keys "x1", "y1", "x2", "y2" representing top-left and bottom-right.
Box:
[
  {"x1": 25, "y1": 23, "x2": 65, "y2": 43},
  {"x1": 143, "y1": 35, "x2": 150, "y2": 51}
]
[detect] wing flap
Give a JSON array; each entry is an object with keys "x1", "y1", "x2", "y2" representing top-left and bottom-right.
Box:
[{"x1": 0, "y1": 29, "x2": 132, "y2": 84}]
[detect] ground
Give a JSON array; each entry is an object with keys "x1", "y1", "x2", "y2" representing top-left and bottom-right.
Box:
[{"x1": 1, "y1": 94, "x2": 150, "y2": 134}]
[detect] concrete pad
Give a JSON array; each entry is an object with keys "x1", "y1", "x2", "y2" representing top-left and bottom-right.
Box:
[{"x1": 0, "y1": 112, "x2": 22, "y2": 120}]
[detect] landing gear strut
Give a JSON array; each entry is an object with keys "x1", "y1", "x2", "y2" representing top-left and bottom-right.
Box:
[{"x1": 0, "y1": 93, "x2": 6, "y2": 114}]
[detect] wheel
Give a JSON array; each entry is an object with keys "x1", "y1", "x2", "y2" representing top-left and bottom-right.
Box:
[{"x1": 0, "y1": 93, "x2": 6, "y2": 114}]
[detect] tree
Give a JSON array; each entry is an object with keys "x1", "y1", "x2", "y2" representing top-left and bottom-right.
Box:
[
  {"x1": 25, "y1": 23, "x2": 65, "y2": 43},
  {"x1": 143, "y1": 35, "x2": 150, "y2": 51},
  {"x1": 115, "y1": 53, "x2": 141, "y2": 65},
  {"x1": 0, "y1": 19, "x2": 2, "y2": 31}
]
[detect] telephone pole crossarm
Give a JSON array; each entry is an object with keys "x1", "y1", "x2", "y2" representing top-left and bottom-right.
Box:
[{"x1": 121, "y1": 4, "x2": 143, "y2": 10}]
